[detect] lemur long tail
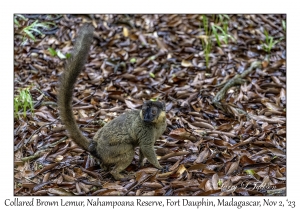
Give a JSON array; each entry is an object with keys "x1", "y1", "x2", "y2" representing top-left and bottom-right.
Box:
[{"x1": 58, "y1": 24, "x2": 94, "y2": 151}]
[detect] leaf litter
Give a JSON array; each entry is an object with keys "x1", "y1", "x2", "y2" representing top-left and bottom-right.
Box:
[{"x1": 14, "y1": 14, "x2": 286, "y2": 196}]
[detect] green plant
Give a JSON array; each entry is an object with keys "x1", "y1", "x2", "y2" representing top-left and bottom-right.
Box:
[
  {"x1": 14, "y1": 88, "x2": 34, "y2": 118},
  {"x1": 262, "y1": 30, "x2": 283, "y2": 53},
  {"x1": 211, "y1": 22, "x2": 235, "y2": 46},
  {"x1": 200, "y1": 15, "x2": 234, "y2": 68},
  {"x1": 219, "y1": 14, "x2": 230, "y2": 22},
  {"x1": 211, "y1": 24, "x2": 221, "y2": 46},
  {"x1": 202, "y1": 15, "x2": 210, "y2": 36},
  {"x1": 20, "y1": 20, "x2": 55, "y2": 44},
  {"x1": 212, "y1": 14, "x2": 229, "y2": 25},
  {"x1": 48, "y1": 47, "x2": 70, "y2": 59},
  {"x1": 282, "y1": 20, "x2": 286, "y2": 33},
  {"x1": 48, "y1": 47, "x2": 57, "y2": 56},
  {"x1": 210, "y1": 15, "x2": 235, "y2": 47},
  {"x1": 14, "y1": 15, "x2": 26, "y2": 27},
  {"x1": 201, "y1": 15, "x2": 213, "y2": 68},
  {"x1": 201, "y1": 37, "x2": 212, "y2": 69}
]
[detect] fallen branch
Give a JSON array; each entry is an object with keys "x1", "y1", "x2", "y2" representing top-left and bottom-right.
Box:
[{"x1": 212, "y1": 61, "x2": 261, "y2": 113}]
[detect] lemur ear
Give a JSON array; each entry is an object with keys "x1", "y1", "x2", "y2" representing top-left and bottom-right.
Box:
[{"x1": 157, "y1": 101, "x2": 166, "y2": 111}]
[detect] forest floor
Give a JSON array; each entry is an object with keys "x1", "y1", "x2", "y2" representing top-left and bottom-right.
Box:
[{"x1": 14, "y1": 14, "x2": 286, "y2": 196}]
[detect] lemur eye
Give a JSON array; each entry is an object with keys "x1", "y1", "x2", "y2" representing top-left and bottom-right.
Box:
[{"x1": 152, "y1": 109, "x2": 157, "y2": 115}]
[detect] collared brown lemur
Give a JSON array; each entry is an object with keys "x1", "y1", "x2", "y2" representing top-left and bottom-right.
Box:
[{"x1": 58, "y1": 23, "x2": 167, "y2": 180}]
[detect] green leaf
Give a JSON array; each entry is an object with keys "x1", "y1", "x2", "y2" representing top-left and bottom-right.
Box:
[
  {"x1": 149, "y1": 72, "x2": 155, "y2": 78},
  {"x1": 217, "y1": 15, "x2": 223, "y2": 23},
  {"x1": 211, "y1": 25, "x2": 221, "y2": 46},
  {"x1": 130, "y1": 58, "x2": 136, "y2": 64},
  {"x1": 14, "y1": 18, "x2": 20, "y2": 26},
  {"x1": 202, "y1": 15, "x2": 209, "y2": 35},
  {"x1": 48, "y1": 47, "x2": 57, "y2": 56},
  {"x1": 23, "y1": 29, "x2": 35, "y2": 41},
  {"x1": 16, "y1": 14, "x2": 26, "y2": 20},
  {"x1": 65, "y1": 53, "x2": 71, "y2": 59},
  {"x1": 23, "y1": 101, "x2": 27, "y2": 117},
  {"x1": 148, "y1": 55, "x2": 156, "y2": 60},
  {"x1": 282, "y1": 20, "x2": 286, "y2": 32},
  {"x1": 223, "y1": 15, "x2": 230, "y2": 20},
  {"x1": 30, "y1": 28, "x2": 43, "y2": 35},
  {"x1": 264, "y1": 30, "x2": 270, "y2": 40},
  {"x1": 218, "y1": 179, "x2": 223, "y2": 187},
  {"x1": 244, "y1": 169, "x2": 256, "y2": 176}
]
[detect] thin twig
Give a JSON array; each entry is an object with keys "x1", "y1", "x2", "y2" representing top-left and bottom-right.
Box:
[{"x1": 21, "y1": 136, "x2": 67, "y2": 162}]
